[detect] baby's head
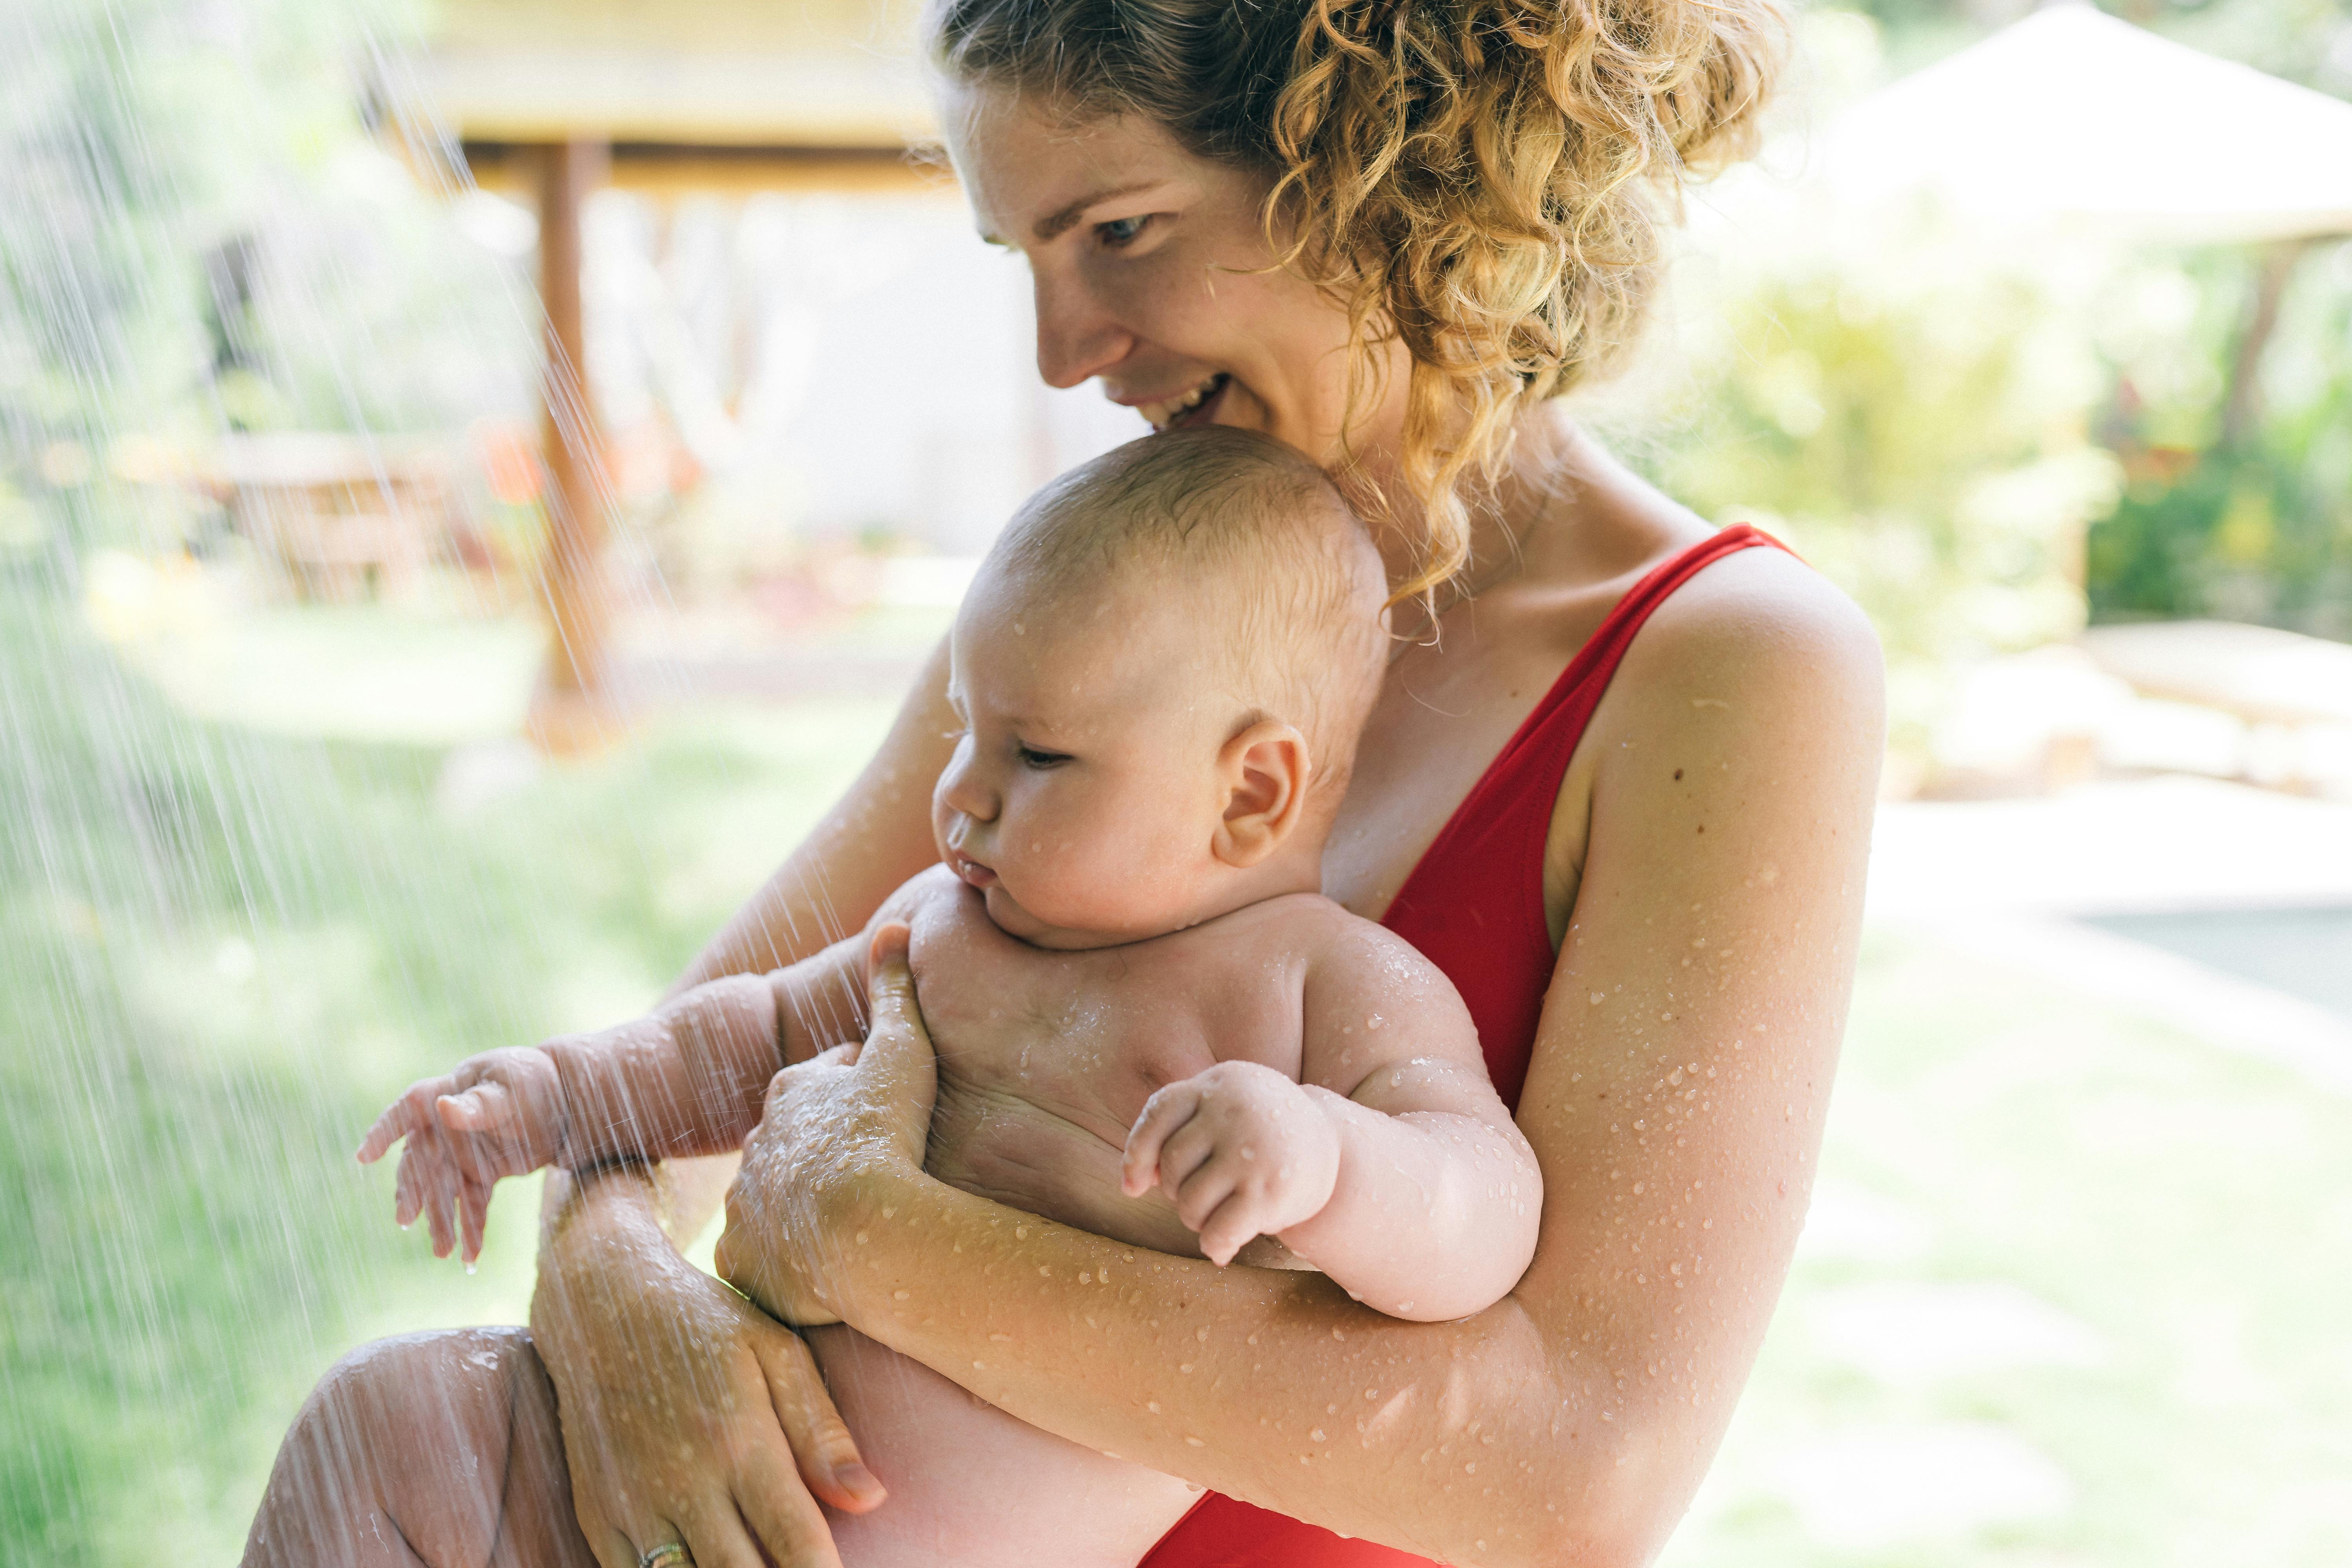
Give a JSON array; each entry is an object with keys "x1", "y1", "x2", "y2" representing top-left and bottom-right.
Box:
[{"x1": 934, "y1": 427, "x2": 1387, "y2": 950}]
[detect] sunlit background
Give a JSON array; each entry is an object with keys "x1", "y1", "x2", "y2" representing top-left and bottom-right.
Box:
[{"x1": 4, "y1": 0, "x2": 2348, "y2": 1561}]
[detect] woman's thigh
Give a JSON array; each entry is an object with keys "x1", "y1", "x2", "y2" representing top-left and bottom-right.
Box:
[{"x1": 244, "y1": 1326, "x2": 600, "y2": 1568}]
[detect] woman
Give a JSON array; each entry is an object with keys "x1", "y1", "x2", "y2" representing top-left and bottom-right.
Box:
[{"x1": 244, "y1": 0, "x2": 1883, "y2": 1562}]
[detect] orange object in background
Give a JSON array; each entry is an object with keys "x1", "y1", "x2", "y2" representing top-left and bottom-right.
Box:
[{"x1": 471, "y1": 418, "x2": 544, "y2": 506}]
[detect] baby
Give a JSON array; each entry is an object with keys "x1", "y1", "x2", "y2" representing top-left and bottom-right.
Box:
[{"x1": 362, "y1": 427, "x2": 1542, "y2": 1567}]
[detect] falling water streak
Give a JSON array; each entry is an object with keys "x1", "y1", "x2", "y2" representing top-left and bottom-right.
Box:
[{"x1": 0, "y1": 0, "x2": 840, "y2": 1557}]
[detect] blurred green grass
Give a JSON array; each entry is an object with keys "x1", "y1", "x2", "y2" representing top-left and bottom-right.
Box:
[
  {"x1": 0, "y1": 590, "x2": 893, "y2": 1562},
  {"x1": 4, "y1": 594, "x2": 2347, "y2": 1566}
]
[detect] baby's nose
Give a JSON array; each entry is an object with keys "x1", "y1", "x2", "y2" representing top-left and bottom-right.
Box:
[{"x1": 938, "y1": 760, "x2": 998, "y2": 823}]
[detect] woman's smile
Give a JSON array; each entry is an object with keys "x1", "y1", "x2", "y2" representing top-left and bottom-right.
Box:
[{"x1": 1131, "y1": 372, "x2": 1230, "y2": 433}]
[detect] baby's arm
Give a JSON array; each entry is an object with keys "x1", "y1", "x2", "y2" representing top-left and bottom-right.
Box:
[
  {"x1": 358, "y1": 930, "x2": 871, "y2": 1261},
  {"x1": 1122, "y1": 922, "x2": 1539, "y2": 1322}
]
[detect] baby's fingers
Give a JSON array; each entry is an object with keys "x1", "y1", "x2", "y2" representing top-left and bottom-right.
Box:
[
  {"x1": 436, "y1": 1081, "x2": 515, "y2": 1132},
  {"x1": 357, "y1": 1085, "x2": 436, "y2": 1164},
  {"x1": 1122, "y1": 1083, "x2": 1201, "y2": 1198},
  {"x1": 458, "y1": 1173, "x2": 491, "y2": 1265},
  {"x1": 422, "y1": 1167, "x2": 457, "y2": 1258},
  {"x1": 1193, "y1": 1191, "x2": 1261, "y2": 1268}
]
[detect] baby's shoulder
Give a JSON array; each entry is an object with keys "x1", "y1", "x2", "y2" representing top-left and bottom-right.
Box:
[{"x1": 1230, "y1": 895, "x2": 1458, "y2": 1004}]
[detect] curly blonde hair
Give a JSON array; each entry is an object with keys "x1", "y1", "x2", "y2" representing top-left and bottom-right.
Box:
[{"x1": 928, "y1": 0, "x2": 1786, "y2": 600}]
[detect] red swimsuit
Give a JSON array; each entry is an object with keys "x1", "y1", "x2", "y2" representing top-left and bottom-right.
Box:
[{"x1": 1139, "y1": 524, "x2": 1788, "y2": 1568}]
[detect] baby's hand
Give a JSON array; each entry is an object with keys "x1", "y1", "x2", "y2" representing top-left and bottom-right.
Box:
[
  {"x1": 1120, "y1": 1061, "x2": 1341, "y2": 1266},
  {"x1": 356, "y1": 1046, "x2": 567, "y2": 1265}
]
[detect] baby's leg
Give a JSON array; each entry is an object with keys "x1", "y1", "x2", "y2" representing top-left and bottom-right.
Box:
[{"x1": 806, "y1": 1326, "x2": 1199, "y2": 1568}]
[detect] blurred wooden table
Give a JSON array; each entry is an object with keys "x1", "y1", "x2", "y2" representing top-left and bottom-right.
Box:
[{"x1": 209, "y1": 434, "x2": 457, "y2": 601}]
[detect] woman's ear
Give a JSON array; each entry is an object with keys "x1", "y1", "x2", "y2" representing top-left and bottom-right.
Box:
[{"x1": 1212, "y1": 720, "x2": 1312, "y2": 868}]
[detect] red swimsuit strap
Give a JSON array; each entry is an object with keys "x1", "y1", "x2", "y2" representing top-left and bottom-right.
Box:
[
  {"x1": 1141, "y1": 523, "x2": 1793, "y2": 1568},
  {"x1": 1379, "y1": 522, "x2": 1793, "y2": 1110}
]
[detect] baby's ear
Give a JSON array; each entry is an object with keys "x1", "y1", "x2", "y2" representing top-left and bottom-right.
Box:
[{"x1": 1213, "y1": 720, "x2": 1311, "y2": 869}]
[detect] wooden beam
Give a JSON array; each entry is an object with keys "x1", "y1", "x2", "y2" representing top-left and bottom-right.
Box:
[
  {"x1": 525, "y1": 136, "x2": 620, "y2": 756},
  {"x1": 464, "y1": 139, "x2": 945, "y2": 197}
]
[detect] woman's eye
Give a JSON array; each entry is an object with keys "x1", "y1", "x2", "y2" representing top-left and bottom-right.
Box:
[
  {"x1": 1016, "y1": 746, "x2": 1071, "y2": 770},
  {"x1": 1095, "y1": 214, "x2": 1151, "y2": 248}
]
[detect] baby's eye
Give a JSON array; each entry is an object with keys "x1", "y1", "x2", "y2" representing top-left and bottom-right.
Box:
[
  {"x1": 1095, "y1": 214, "x2": 1151, "y2": 248},
  {"x1": 1016, "y1": 746, "x2": 1072, "y2": 771}
]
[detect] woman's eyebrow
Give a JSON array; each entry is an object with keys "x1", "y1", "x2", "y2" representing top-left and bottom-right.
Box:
[{"x1": 1033, "y1": 181, "x2": 1160, "y2": 241}]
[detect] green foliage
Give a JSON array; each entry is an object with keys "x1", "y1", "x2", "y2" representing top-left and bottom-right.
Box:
[
  {"x1": 1648, "y1": 215, "x2": 2117, "y2": 748},
  {"x1": 2087, "y1": 244, "x2": 2352, "y2": 634},
  {"x1": 1, "y1": 0, "x2": 531, "y2": 561}
]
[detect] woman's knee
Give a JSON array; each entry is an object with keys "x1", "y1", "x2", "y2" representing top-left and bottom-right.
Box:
[
  {"x1": 301, "y1": 1325, "x2": 538, "y2": 1453},
  {"x1": 252, "y1": 1328, "x2": 544, "y2": 1567}
]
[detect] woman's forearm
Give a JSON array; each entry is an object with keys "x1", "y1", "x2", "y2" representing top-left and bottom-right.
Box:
[{"x1": 817, "y1": 1167, "x2": 1635, "y2": 1568}]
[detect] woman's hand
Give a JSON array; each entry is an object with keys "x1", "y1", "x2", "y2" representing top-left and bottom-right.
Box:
[
  {"x1": 717, "y1": 923, "x2": 937, "y2": 1328},
  {"x1": 531, "y1": 1174, "x2": 885, "y2": 1568}
]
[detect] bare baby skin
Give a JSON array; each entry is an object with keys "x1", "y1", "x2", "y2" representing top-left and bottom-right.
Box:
[{"x1": 362, "y1": 432, "x2": 1541, "y2": 1568}]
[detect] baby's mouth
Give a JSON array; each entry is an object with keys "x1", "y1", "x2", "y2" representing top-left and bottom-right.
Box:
[
  {"x1": 1136, "y1": 373, "x2": 1229, "y2": 433},
  {"x1": 947, "y1": 846, "x2": 997, "y2": 890}
]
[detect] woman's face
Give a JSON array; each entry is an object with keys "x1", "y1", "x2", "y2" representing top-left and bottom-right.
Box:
[{"x1": 939, "y1": 82, "x2": 1410, "y2": 469}]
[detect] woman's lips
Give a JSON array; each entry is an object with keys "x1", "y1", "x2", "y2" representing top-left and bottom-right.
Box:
[
  {"x1": 1165, "y1": 374, "x2": 1230, "y2": 430},
  {"x1": 1133, "y1": 372, "x2": 1231, "y2": 432}
]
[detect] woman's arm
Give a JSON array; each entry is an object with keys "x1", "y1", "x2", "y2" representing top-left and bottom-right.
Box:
[
  {"x1": 725, "y1": 562, "x2": 1885, "y2": 1568},
  {"x1": 525, "y1": 640, "x2": 958, "y2": 1568}
]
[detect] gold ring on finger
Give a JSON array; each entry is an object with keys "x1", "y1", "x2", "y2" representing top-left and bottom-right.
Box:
[{"x1": 638, "y1": 1545, "x2": 692, "y2": 1568}]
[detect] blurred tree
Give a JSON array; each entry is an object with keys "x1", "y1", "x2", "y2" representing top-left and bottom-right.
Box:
[
  {"x1": 0, "y1": 0, "x2": 530, "y2": 568},
  {"x1": 1649, "y1": 213, "x2": 2119, "y2": 755}
]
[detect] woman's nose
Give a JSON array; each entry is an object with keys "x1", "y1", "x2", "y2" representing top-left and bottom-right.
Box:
[{"x1": 1032, "y1": 268, "x2": 1132, "y2": 390}]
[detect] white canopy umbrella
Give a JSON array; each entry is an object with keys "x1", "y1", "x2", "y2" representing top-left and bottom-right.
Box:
[{"x1": 1814, "y1": 1, "x2": 2352, "y2": 244}]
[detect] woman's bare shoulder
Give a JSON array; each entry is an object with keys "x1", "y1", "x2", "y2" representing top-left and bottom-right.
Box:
[{"x1": 1613, "y1": 541, "x2": 1884, "y2": 722}]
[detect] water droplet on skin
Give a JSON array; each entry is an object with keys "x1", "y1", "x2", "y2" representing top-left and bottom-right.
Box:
[
  {"x1": 1147, "y1": 1401, "x2": 1161, "y2": 1414},
  {"x1": 894, "y1": 1289, "x2": 911, "y2": 1299},
  {"x1": 1667, "y1": 1067, "x2": 1684, "y2": 1086},
  {"x1": 1311, "y1": 1428, "x2": 1327, "y2": 1441},
  {"x1": 1589, "y1": 992, "x2": 1604, "y2": 1005}
]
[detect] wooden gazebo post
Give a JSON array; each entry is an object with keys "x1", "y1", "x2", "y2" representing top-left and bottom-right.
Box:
[
  {"x1": 526, "y1": 136, "x2": 616, "y2": 755},
  {"x1": 410, "y1": 0, "x2": 944, "y2": 756}
]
